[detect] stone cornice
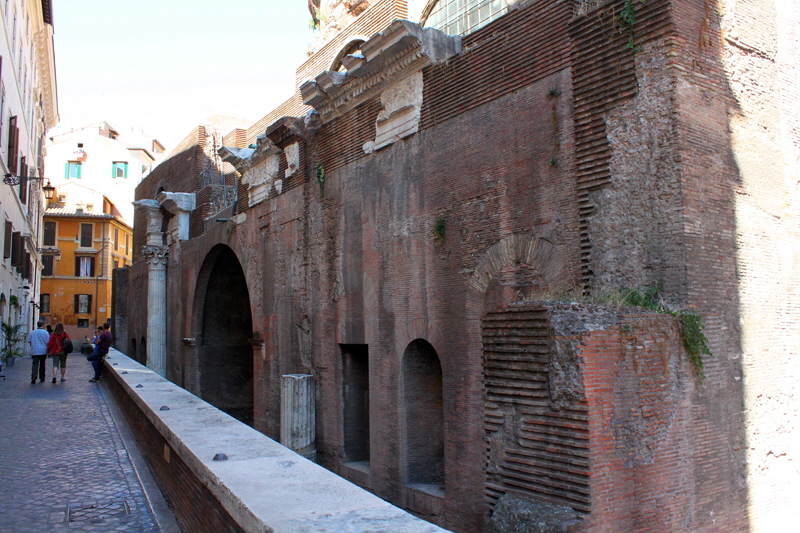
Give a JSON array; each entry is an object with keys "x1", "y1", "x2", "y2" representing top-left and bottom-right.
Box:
[
  {"x1": 219, "y1": 134, "x2": 283, "y2": 176},
  {"x1": 299, "y1": 20, "x2": 460, "y2": 122},
  {"x1": 33, "y1": 25, "x2": 58, "y2": 130}
]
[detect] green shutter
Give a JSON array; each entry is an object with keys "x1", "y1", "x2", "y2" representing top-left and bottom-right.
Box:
[
  {"x1": 111, "y1": 162, "x2": 116, "y2": 178},
  {"x1": 123, "y1": 162, "x2": 128, "y2": 178},
  {"x1": 77, "y1": 163, "x2": 81, "y2": 178},
  {"x1": 64, "y1": 161, "x2": 69, "y2": 178}
]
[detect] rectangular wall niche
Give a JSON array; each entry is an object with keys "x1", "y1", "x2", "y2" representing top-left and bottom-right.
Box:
[{"x1": 341, "y1": 344, "x2": 370, "y2": 465}]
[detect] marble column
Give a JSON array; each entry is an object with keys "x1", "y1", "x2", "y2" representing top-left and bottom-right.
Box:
[
  {"x1": 281, "y1": 374, "x2": 316, "y2": 460},
  {"x1": 134, "y1": 200, "x2": 168, "y2": 377},
  {"x1": 142, "y1": 245, "x2": 168, "y2": 377}
]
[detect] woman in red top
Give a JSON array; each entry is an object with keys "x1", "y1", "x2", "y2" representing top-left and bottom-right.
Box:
[{"x1": 47, "y1": 323, "x2": 70, "y2": 383}]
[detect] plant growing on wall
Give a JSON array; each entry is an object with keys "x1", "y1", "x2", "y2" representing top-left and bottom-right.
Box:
[
  {"x1": 605, "y1": 285, "x2": 712, "y2": 381},
  {"x1": 316, "y1": 163, "x2": 326, "y2": 198},
  {"x1": 434, "y1": 216, "x2": 446, "y2": 245},
  {"x1": 619, "y1": 0, "x2": 647, "y2": 52},
  {"x1": 9, "y1": 295, "x2": 19, "y2": 309}
]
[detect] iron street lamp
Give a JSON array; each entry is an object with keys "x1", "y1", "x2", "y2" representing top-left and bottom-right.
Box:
[{"x1": 3, "y1": 173, "x2": 56, "y2": 200}]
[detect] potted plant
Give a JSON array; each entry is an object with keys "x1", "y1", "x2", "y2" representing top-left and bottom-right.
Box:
[{"x1": 1, "y1": 321, "x2": 26, "y2": 367}]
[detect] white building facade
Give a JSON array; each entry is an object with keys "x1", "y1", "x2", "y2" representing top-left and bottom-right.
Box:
[
  {"x1": 45, "y1": 122, "x2": 164, "y2": 225},
  {"x1": 0, "y1": 0, "x2": 58, "y2": 338}
]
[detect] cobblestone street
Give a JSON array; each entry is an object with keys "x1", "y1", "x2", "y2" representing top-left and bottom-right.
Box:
[{"x1": 0, "y1": 355, "x2": 164, "y2": 532}]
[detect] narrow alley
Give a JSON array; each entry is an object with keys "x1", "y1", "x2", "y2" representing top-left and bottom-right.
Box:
[{"x1": 0, "y1": 355, "x2": 178, "y2": 532}]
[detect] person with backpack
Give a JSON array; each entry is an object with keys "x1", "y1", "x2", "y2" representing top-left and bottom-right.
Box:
[{"x1": 47, "y1": 322, "x2": 72, "y2": 383}]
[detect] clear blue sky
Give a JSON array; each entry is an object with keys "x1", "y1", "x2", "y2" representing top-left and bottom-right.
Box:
[{"x1": 52, "y1": 0, "x2": 315, "y2": 147}]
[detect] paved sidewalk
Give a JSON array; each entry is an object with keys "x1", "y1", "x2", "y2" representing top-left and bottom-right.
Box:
[{"x1": 0, "y1": 355, "x2": 162, "y2": 532}]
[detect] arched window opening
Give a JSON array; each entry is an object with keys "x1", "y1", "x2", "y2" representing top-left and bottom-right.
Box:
[
  {"x1": 422, "y1": 0, "x2": 509, "y2": 37},
  {"x1": 330, "y1": 38, "x2": 366, "y2": 73},
  {"x1": 403, "y1": 338, "x2": 444, "y2": 493}
]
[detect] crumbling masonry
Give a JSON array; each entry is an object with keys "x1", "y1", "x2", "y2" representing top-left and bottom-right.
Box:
[{"x1": 115, "y1": 1, "x2": 800, "y2": 532}]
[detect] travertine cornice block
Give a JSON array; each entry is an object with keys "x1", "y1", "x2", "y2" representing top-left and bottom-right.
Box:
[
  {"x1": 158, "y1": 192, "x2": 196, "y2": 242},
  {"x1": 219, "y1": 134, "x2": 282, "y2": 176},
  {"x1": 299, "y1": 80, "x2": 328, "y2": 108},
  {"x1": 300, "y1": 19, "x2": 460, "y2": 121},
  {"x1": 134, "y1": 199, "x2": 165, "y2": 246}
]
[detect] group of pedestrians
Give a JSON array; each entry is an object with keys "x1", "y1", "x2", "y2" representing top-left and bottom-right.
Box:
[{"x1": 27, "y1": 320, "x2": 113, "y2": 384}]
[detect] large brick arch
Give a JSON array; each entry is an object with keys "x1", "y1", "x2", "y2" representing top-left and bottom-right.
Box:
[{"x1": 190, "y1": 243, "x2": 255, "y2": 426}]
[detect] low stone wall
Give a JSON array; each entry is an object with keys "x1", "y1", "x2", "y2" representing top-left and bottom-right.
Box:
[{"x1": 103, "y1": 349, "x2": 449, "y2": 533}]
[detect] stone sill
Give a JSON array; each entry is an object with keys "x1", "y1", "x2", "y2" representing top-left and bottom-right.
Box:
[{"x1": 103, "y1": 349, "x2": 449, "y2": 533}]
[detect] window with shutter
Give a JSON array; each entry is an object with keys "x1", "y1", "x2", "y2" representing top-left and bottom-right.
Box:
[
  {"x1": 75, "y1": 256, "x2": 94, "y2": 277},
  {"x1": 75, "y1": 294, "x2": 92, "y2": 314},
  {"x1": 111, "y1": 161, "x2": 128, "y2": 178},
  {"x1": 43, "y1": 221, "x2": 56, "y2": 246},
  {"x1": 80, "y1": 223, "x2": 93, "y2": 247},
  {"x1": 42, "y1": 254, "x2": 53, "y2": 276},
  {"x1": 65, "y1": 161, "x2": 81, "y2": 178},
  {"x1": 7, "y1": 115, "x2": 17, "y2": 173},
  {"x1": 10, "y1": 231, "x2": 21, "y2": 267},
  {"x1": 40, "y1": 293, "x2": 50, "y2": 314},
  {"x1": 3, "y1": 221, "x2": 11, "y2": 259},
  {"x1": 18, "y1": 155, "x2": 26, "y2": 203}
]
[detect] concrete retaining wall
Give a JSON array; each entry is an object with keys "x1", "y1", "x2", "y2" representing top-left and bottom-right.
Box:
[{"x1": 102, "y1": 349, "x2": 449, "y2": 533}]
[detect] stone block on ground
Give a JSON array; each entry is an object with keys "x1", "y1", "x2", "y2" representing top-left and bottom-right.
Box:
[{"x1": 484, "y1": 494, "x2": 583, "y2": 533}]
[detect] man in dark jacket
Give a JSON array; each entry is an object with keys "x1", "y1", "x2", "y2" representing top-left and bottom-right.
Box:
[{"x1": 87, "y1": 323, "x2": 112, "y2": 383}]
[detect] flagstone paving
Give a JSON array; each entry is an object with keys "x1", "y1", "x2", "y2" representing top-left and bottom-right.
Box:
[{"x1": 0, "y1": 356, "x2": 161, "y2": 532}]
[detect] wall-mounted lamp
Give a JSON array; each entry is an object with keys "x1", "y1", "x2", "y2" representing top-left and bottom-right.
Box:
[{"x1": 3, "y1": 174, "x2": 55, "y2": 200}]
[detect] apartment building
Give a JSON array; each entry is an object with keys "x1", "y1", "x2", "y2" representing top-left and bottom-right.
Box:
[
  {"x1": 39, "y1": 188, "x2": 131, "y2": 341},
  {"x1": 46, "y1": 121, "x2": 164, "y2": 224},
  {"x1": 0, "y1": 0, "x2": 58, "y2": 335}
]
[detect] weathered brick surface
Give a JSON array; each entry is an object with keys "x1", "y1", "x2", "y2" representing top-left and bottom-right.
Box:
[{"x1": 119, "y1": 0, "x2": 799, "y2": 531}]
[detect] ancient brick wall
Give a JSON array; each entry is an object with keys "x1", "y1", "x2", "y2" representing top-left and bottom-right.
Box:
[
  {"x1": 119, "y1": 0, "x2": 799, "y2": 531},
  {"x1": 716, "y1": 0, "x2": 800, "y2": 530},
  {"x1": 578, "y1": 312, "x2": 695, "y2": 533}
]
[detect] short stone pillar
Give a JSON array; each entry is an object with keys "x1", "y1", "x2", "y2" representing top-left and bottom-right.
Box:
[{"x1": 281, "y1": 374, "x2": 316, "y2": 460}]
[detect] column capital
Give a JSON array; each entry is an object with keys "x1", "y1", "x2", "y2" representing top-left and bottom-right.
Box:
[{"x1": 142, "y1": 245, "x2": 169, "y2": 267}]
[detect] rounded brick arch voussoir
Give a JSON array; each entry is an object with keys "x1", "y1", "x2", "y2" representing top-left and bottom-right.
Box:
[{"x1": 468, "y1": 234, "x2": 572, "y2": 297}]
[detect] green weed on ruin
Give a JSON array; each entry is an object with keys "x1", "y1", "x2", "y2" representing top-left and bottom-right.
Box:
[
  {"x1": 316, "y1": 163, "x2": 325, "y2": 198},
  {"x1": 619, "y1": 0, "x2": 646, "y2": 52},
  {"x1": 434, "y1": 216, "x2": 446, "y2": 245},
  {"x1": 603, "y1": 285, "x2": 712, "y2": 381}
]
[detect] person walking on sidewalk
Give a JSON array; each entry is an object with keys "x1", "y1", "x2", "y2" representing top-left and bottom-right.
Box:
[
  {"x1": 87, "y1": 323, "x2": 112, "y2": 383},
  {"x1": 28, "y1": 320, "x2": 49, "y2": 384},
  {"x1": 47, "y1": 322, "x2": 71, "y2": 383}
]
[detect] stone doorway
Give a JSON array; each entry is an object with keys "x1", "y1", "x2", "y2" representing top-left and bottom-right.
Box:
[{"x1": 196, "y1": 245, "x2": 254, "y2": 426}]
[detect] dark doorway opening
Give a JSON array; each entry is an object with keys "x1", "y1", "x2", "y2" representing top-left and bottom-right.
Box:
[
  {"x1": 403, "y1": 338, "x2": 444, "y2": 491},
  {"x1": 341, "y1": 344, "x2": 370, "y2": 465},
  {"x1": 198, "y1": 245, "x2": 254, "y2": 426}
]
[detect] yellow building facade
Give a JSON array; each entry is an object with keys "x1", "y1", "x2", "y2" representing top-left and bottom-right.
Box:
[{"x1": 39, "y1": 201, "x2": 132, "y2": 342}]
